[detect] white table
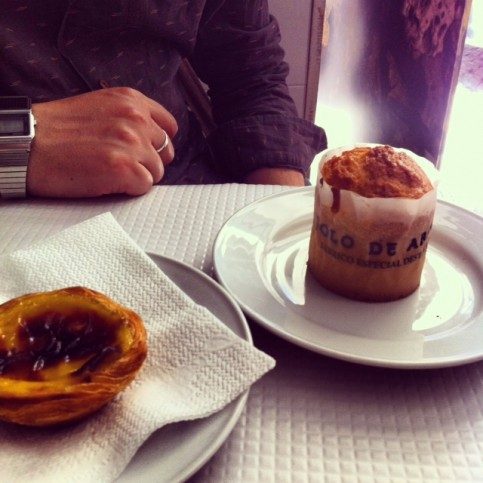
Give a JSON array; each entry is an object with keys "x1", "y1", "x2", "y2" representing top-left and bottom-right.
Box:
[{"x1": 1, "y1": 184, "x2": 482, "y2": 482}]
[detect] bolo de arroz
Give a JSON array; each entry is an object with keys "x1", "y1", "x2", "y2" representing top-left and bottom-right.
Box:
[{"x1": 316, "y1": 220, "x2": 431, "y2": 269}]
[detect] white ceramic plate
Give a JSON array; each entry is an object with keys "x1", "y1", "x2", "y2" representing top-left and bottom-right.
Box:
[
  {"x1": 213, "y1": 187, "x2": 483, "y2": 369},
  {"x1": 118, "y1": 254, "x2": 250, "y2": 482}
]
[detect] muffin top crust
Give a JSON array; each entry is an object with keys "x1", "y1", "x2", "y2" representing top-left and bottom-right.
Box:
[{"x1": 322, "y1": 145, "x2": 433, "y2": 199}]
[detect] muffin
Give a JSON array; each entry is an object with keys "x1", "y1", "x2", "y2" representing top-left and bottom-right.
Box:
[{"x1": 308, "y1": 144, "x2": 438, "y2": 302}]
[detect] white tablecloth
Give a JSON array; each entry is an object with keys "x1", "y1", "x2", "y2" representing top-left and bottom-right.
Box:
[{"x1": 1, "y1": 184, "x2": 482, "y2": 482}]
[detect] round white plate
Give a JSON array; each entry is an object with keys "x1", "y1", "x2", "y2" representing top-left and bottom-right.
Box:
[
  {"x1": 213, "y1": 187, "x2": 483, "y2": 369},
  {"x1": 118, "y1": 254, "x2": 250, "y2": 483}
]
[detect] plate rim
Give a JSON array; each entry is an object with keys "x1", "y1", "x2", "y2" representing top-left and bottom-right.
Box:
[
  {"x1": 120, "y1": 253, "x2": 251, "y2": 482},
  {"x1": 213, "y1": 187, "x2": 483, "y2": 369}
]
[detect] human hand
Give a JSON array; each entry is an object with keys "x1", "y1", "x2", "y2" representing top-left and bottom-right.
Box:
[
  {"x1": 28, "y1": 88, "x2": 178, "y2": 198},
  {"x1": 244, "y1": 168, "x2": 305, "y2": 186}
]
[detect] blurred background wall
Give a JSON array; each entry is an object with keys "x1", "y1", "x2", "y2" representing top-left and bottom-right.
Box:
[
  {"x1": 268, "y1": 0, "x2": 325, "y2": 121},
  {"x1": 314, "y1": 0, "x2": 472, "y2": 166}
]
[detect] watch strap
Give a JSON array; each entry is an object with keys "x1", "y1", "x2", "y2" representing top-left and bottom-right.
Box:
[
  {"x1": 0, "y1": 155, "x2": 28, "y2": 198},
  {"x1": 0, "y1": 97, "x2": 34, "y2": 199}
]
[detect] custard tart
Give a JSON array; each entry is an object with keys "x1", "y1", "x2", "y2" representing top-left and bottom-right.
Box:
[{"x1": 0, "y1": 287, "x2": 147, "y2": 427}]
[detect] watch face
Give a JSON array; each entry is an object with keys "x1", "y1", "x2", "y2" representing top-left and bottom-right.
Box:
[{"x1": 0, "y1": 113, "x2": 30, "y2": 136}]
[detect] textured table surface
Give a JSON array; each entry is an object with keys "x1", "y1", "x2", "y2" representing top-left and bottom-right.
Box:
[{"x1": 1, "y1": 184, "x2": 482, "y2": 482}]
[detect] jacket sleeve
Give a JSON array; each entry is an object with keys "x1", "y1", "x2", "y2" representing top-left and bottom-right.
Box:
[{"x1": 190, "y1": 0, "x2": 327, "y2": 180}]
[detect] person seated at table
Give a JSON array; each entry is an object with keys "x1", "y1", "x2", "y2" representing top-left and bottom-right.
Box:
[{"x1": 0, "y1": 0, "x2": 327, "y2": 198}]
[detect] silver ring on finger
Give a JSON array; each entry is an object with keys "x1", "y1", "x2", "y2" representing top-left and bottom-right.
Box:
[{"x1": 156, "y1": 130, "x2": 170, "y2": 154}]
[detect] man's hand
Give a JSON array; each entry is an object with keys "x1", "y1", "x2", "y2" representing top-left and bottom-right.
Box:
[
  {"x1": 28, "y1": 88, "x2": 178, "y2": 198},
  {"x1": 244, "y1": 168, "x2": 305, "y2": 186}
]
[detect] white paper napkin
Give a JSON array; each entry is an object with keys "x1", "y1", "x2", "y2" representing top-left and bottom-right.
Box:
[{"x1": 0, "y1": 213, "x2": 275, "y2": 483}]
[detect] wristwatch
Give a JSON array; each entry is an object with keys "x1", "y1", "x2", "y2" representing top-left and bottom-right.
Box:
[{"x1": 0, "y1": 96, "x2": 36, "y2": 198}]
